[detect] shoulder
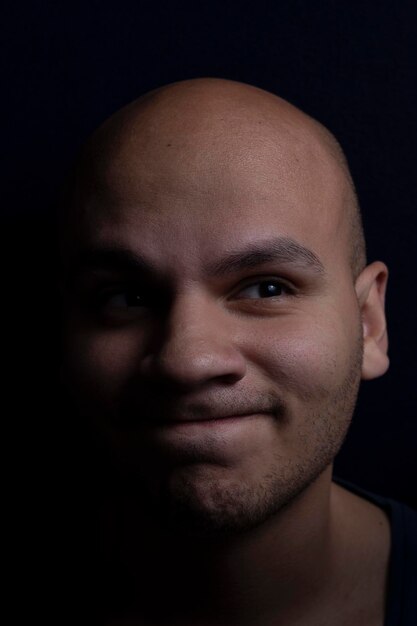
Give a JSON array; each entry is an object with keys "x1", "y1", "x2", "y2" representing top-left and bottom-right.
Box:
[
  {"x1": 384, "y1": 497, "x2": 417, "y2": 626},
  {"x1": 332, "y1": 476, "x2": 417, "y2": 626}
]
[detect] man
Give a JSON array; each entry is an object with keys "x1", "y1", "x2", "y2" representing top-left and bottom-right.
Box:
[{"x1": 59, "y1": 78, "x2": 416, "y2": 625}]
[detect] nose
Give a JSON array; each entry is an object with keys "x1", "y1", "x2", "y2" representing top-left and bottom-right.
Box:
[{"x1": 139, "y1": 291, "x2": 247, "y2": 388}]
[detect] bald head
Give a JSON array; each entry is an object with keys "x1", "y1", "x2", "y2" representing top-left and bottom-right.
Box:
[{"x1": 59, "y1": 78, "x2": 366, "y2": 280}]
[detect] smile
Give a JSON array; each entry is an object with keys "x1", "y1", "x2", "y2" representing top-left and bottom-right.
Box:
[{"x1": 154, "y1": 411, "x2": 273, "y2": 427}]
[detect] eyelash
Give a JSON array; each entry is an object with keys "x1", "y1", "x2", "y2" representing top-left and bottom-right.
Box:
[
  {"x1": 233, "y1": 278, "x2": 294, "y2": 300},
  {"x1": 88, "y1": 277, "x2": 295, "y2": 314}
]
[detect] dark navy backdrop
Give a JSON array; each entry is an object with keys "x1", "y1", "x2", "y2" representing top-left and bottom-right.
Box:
[{"x1": 3, "y1": 0, "x2": 415, "y2": 545}]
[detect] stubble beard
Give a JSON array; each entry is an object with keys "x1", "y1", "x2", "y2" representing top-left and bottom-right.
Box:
[
  {"x1": 64, "y1": 321, "x2": 365, "y2": 539},
  {"x1": 131, "y1": 329, "x2": 365, "y2": 538}
]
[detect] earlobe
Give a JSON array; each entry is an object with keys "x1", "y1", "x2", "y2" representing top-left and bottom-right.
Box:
[{"x1": 355, "y1": 261, "x2": 390, "y2": 380}]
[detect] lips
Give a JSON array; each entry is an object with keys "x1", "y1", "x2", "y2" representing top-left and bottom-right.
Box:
[
  {"x1": 116, "y1": 391, "x2": 282, "y2": 430},
  {"x1": 155, "y1": 411, "x2": 269, "y2": 425}
]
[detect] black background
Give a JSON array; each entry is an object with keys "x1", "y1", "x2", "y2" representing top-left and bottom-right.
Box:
[{"x1": 3, "y1": 0, "x2": 416, "y2": 589}]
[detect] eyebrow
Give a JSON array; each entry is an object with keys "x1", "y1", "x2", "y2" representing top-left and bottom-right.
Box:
[
  {"x1": 65, "y1": 236, "x2": 326, "y2": 285},
  {"x1": 207, "y1": 237, "x2": 325, "y2": 277}
]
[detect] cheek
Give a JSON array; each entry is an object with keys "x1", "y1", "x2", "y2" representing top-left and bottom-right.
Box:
[
  {"x1": 244, "y1": 318, "x2": 354, "y2": 401},
  {"x1": 62, "y1": 328, "x2": 143, "y2": 408}
]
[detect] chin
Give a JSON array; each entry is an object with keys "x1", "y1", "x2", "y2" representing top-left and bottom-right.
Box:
[{"x1": 140, "y1": 461, "x2": 319, "y2": 538}]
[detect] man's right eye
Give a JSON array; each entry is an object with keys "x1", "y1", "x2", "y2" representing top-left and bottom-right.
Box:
[
  {"x1": 96, "y1": 288, "x2": 149, "y2": 309},
  {"x1": 78, "y1": 283, "x2": 156, "y2": 318}
]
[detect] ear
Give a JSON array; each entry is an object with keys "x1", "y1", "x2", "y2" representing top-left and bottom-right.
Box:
[{"x1": 355, "y1": 261, "x2": 389, "y2": 380}]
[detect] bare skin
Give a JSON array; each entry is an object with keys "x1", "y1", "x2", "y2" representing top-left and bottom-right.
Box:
[{"x1": 60, "y1": 78, "x2": 391, "y2": 625}]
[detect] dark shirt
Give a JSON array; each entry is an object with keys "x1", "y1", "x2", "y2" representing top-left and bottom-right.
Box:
[
  {"x1": 73, "y1": 474, "x2": 417, "y2": 625},
  {"x1": 333, "y1": 476, "x2": 417, "y2": 626}
]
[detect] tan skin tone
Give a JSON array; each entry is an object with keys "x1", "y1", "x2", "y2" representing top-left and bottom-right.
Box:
[{"x1": 60, "y1": 79, "x2": 391, "y2": 625}]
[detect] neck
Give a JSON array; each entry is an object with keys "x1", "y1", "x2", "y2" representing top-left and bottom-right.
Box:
[{"x1": 100, "y1": 467, "x2": 346, "y2": 625}]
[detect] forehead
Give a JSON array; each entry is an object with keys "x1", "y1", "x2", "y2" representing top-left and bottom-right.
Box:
[{"x1": 65, "y1": 119, "x2": 350, "y2": 279}]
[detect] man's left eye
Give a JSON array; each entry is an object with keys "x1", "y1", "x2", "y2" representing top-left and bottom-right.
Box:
[{"x1": 236, "y1": 280, "x2": 290, "y2": 299}]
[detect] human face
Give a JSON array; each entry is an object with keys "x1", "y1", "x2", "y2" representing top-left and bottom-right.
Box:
[{"x1": 60, "y1": 126, "x2": 364, "y2": 535}]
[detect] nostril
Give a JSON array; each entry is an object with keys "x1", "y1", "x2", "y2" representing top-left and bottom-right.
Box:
[
  {"x1": 135, "y1": 293, "x2": 247, "y2": 385},
  {"x1": 138, "y1": 340, "x2": 246, "y2": 387}
]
